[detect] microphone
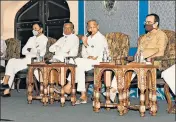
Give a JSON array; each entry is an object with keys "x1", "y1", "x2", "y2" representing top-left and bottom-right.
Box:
[{"x1": 85, "y1": 31, "x2": 92, "y2": 37}]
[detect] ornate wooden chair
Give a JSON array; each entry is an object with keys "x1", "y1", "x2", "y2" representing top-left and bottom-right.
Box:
[
  {"x1": 154, "y1": 30, "x2": 175, "y2": 114},
  {"x1": 0, "y1": 38, "x2": 21, "y2": 90}
]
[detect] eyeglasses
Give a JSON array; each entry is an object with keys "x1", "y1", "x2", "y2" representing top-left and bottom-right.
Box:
[{"x1": 144, "y1": 21, "x2": 155, "y2": 25}]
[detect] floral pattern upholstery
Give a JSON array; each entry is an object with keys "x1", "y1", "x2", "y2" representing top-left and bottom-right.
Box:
[
  {"x1": 160, "y1": 30, "x2": 175, "y2": 70},
  {"x1": 44, "y1": 37, "x2": 57, "y2": 60},
  {"x1": 5, "y1": 38, "x2": 21, "y2": 60},
  {"x1": 105, "y1": 32, "x2": 130, "y2": 61}
]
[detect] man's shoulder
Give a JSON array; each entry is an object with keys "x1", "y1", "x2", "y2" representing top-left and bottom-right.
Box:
[
  {"x1": 70, "y1": 34, "x2": 79, "y2": 40},
  {"x1": 96, "y1": 31, "x2": 106, "y2": 40},
  {"x1": 157, "y1": 29, "x2": 167, "y2": 35},
  {"x1": 41, "y1": 34, "x2": 48, "y2": 40}
]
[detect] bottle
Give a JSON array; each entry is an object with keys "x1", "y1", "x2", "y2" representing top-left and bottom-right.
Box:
[
  {"x1": 135, "y1": 53, "x2": 139, "y2": 63},
  {"x1": 103, "y1": 48, "x2": 107, "y2": 62},
  {"x1": 37, "y1": 49, "x2": 40, "y2": 62},
  {"x1": 139, "y1": 50, "x2": 144, "y2": 63}
]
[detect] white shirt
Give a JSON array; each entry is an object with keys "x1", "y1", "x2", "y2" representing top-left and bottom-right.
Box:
[
  {"x1": 49, "y1": 33, "x2": 79, "y2": 57},
  {"x1": 22, "y1": 34, "x2": 48, "y2": 58},
  {"x1": 1, "y1": 39, "x2": 7, "y2": 58},
  {"x1": 82, "y1": 31, "x2": 109, "y2": 62}
]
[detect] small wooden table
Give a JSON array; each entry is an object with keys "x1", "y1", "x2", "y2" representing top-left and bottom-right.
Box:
[
  {"x1": 93, "y1": 62, "x2": 158, "y2": 117},
  {"x1": 27, "y1": 62, "x2": 77, "y2": 106}
]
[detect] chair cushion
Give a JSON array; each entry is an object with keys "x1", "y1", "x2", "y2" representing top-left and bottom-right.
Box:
[
  {"x1": 15, "y1": 68, "x2": 28, "y2": 78},
  {"x1": 85, "y1": 69, "x2": 94, "y2": 76}
]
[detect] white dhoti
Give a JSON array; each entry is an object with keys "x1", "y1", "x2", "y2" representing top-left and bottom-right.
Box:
[
  {"x1": 3, "y1": 57, "x2": 39, "y2": 87},
  {"x1": 161, "y1": 64, "x2": 175, "y2": 95},
  {"x1": 68, "y1": 58, "x2": 99, "y2": 92}
]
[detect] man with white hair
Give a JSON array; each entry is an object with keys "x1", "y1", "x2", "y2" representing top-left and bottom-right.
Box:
[{"x1": 65, "y1": 19, "x2": 109, "y2": 104}]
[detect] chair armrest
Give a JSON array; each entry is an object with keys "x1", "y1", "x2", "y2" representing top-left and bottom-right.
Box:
[
  {"x1": 160, "y1": 57, "x2": 175, "y2": 61},
  {"x1": 152, "y1": 56, "x2": 164, "y2": 61}
]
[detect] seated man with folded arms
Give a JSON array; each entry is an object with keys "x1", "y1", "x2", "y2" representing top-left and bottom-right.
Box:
[
  {"x1": 65, "y1": 19, "x2": 109, "y2": 104},
  {"x1": 1, "y1": 37, "x2": 7, "y2": 67},
  {"x1": 0, "y1": 23, "x2": 48, "y2": 97},
  {"x1": 48, "y1": 21, "x2": 79, "y2": 93},
  {"x1": 107, "y1": 13, "x2": 168, "y2": 102}
]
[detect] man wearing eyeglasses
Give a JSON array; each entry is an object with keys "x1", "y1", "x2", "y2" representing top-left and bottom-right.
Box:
[
  {"x1": 0, "y1": 23, "x2": 48, "y2": 97},
  {"x1": 106, "y1": 13, "x2": 169, "y2": 102}
]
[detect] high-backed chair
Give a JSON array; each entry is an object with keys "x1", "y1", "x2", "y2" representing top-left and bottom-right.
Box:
[
  {"x1": 85, "y1": 32, "x2": 130, "y2": 92},
  {"x1": 154, "y1": 30, "x2": 175, "y2": 114},
  {"x1": 0, "y1": 38, "x2": 21, "y2": 87}
]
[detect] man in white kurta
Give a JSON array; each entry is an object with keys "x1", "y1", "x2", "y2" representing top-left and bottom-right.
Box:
[
  {"x1": 49, "y1": 22, "x2": 79, "y2": 62},
  {"x1": 161, "y1": 64, "x2": 175, "y2": 95},
  {"x1": 67, "y1": 20, "x2": 109, "y2": 104},
  {"x1": 0, "y1": 23, "x2": 48, "y2": 97},
  {"x1": 1, "y1": 39, "x2": 7, "y2": 67}
]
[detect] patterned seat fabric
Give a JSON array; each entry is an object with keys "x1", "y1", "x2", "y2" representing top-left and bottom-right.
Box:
[
  {"x1": 160, "y1": 30, "x2": 175, "y2": 70},
  {"x1": 105, "y1": 32, "x2": 130, "y2": 61},
  {"x1": 5, "y1": 38, "x2": 21, "y2": 60},
  {"x1": 44, "y1": 37, "x2": 57, "y2": 60}
]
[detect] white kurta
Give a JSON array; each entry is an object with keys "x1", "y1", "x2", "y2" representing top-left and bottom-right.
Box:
[
  {"x1": 49, "y1": 34, "x2": 79, "y2": 62},
  {"x1": 1, "y1": 40, "x2": 7, "y2": 67},
  {"x1": 68, "y1": 31, "x2": 109, "y2": 92},
  {"x1": 161, "y1": 64, "x2": 175, "y2": 95},
  {"x1": 3, "y1": 34, "x2": 48, "y2": 87}
]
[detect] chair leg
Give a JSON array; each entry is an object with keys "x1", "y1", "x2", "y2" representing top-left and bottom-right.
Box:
[
  {"x1": 164, "y1": 83, "x2": 172, "y2": 113},
  {"x1": 11, "y1": 78, "x2": 21, "y2": 93},
  {"x1": 86, "y1": 82, "x2": 90, "y2": 92},
  {"x1": 16, "y1": 79, "x2": 21, "y2": 93}
]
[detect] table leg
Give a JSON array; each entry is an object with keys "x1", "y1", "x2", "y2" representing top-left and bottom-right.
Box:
[
  {"x1": 71, "y1": 68, "x2": 76, "y2": 106},
  {"x1": 27, "y1": 67, "x2": 33, "y2": 104},
  {"x1": 42, "y1": 68, "x2": 48, "y2": 106},
  {"x1": 93, "y1": 68, "x2": 101, "y2": 112},
  {"x1": 60, "y1": 67, "x2": 65, "y2": 107},
  {"x1": 118, "y1": 89, "x2": 124, "y2": 116},
  {"x1": 123, "y1": 89, "x2": 128, "y2": 114},
  {"x1": 104, "y1": 71, "x2": 111, "y2": 111},
  {"x1": 150, "y1": 69, "x2": 157, "y2": 116},
  {"x1": 139, "y1": 89, "x2": 146, "y2": 117},
  {"x1": 49, "y1": 81, "x2": 54, "y2": 104}
]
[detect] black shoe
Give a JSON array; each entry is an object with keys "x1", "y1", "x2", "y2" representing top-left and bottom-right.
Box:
[
  {"x1": 0, "y1": 92, "x2": 11, "y2": 97},
  {"x1": 0, "y1": 83, "x2": 10, "y2": 91}
]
